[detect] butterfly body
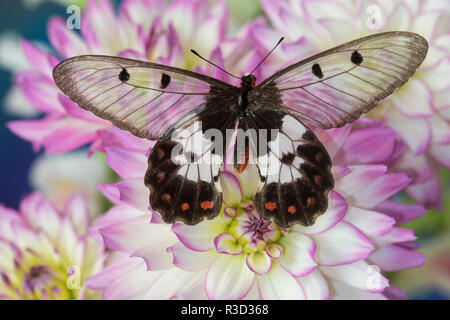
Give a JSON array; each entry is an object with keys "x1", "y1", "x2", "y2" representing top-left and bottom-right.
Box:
[{"x1": 53, "y1": 31, "x2": 428, "y2": 228}]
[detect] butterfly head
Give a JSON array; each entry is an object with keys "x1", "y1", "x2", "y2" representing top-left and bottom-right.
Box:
[{"x1": 241, "y1": 73, "x2": 256, "y2": 89}]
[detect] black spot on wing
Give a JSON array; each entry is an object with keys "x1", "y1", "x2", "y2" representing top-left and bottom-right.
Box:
[
  {"x1": 311, "y1": 63, "x2": 323, "y2": 79},
  {"x1": 351, "y1": 50, "x2": 363, "y2": 64},
  {"x1": 160, "y1": 73, "x2": 171, "y2": 89},
  {"x1": 119, "y1": 68, "x2": 130, "y2": 82}
]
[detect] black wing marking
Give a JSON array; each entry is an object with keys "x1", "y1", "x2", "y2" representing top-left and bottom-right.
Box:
[{"x1": 256, "y1": 31, "x2": 428, "y2": 129}]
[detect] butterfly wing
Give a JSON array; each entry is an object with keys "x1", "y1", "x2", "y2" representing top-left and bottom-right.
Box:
[
  {"x1": 53, "y1": 55, "x2": 235, "y2": 139},
  {"x1": 241, "y1": 109, "x2": 333, "y2": 227},
  {"x1": 54, "y1": 55, "x2": 239, "y2": 225},
  {"x1": 257, "y1": 31, "x2": 428, "y2": 129}
]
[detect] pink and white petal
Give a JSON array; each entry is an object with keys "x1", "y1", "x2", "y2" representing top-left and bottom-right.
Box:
[
  {"x1": 96, "y1": 183, "x2": 121, "y2": 205},
  {"x1": 105, "y1": 146, "x2": 147, "y2": 179},
  {"x1": 214, "y1": 233, "x2": 243, "y2": 255},
  {"x1": 368, "y1": 245, "x2": 424, "y2": 272},
  {"x1": 20, "y1": 193, "x2": 61, "y2": 241},
  {"x1": 47, "y1": 16, "x2": 88, "y2": 58},
  {"x1": 375, "y1": 200, "x2": 425, "y2": 225},
  {"x1": 64, "y1": 194, "x2": 89, "y2": 235},
  {"x1": 257, "y1": 261, "x2": 306, "y2": 300},
  {"x1": 172, "y1": 219, "x2": 223, "y2": 252},
  {"x1": 235, "y1": 164, "x2": 260, "y2": 200},
  {"x1": 278, "y1": 232, "x2": 316, "y2": 277},
  {"x1": 219, "y1": 171, "x2": 242, "y2": 206},
  {"x1": 115, "y1": 178, "x2": 150, "y2": 211},
  {"x1": 344, "y1": 207, "x2": 395, "y2": 237},
  {"x1": 168, "y1": 242, "x2": 216, "y2": 271},
  {"x1": 328, "y1": 280, "x2": 387, "y2": 300},
  {"x1": 246, "y1": 250, "x2": 272, "y2": 275},
  {"x1": 385, "y1": 108, "x2": 431, "y2": 155},
  {"x1": 391, "y1": 79, "x2": 433, "y2": 118},
  {"x1": 333, "y1": 127, "x2": 396, "y2": 165},
  {"x1": 421, "y1": 57, "x2": 450, "y2": 92},
  {"x1": 372, "y1": 227, "x2": 416, "y2": 248},
  {"x1": 97, "y1": 126, "x2": 152, "y2": 152},
  {"x1": 89, "y1": 203, "x2": 144, "y2": 243},
  {"x1": 293, "y1": 191, "x2": 347, "y2": 235},
  {"x1": 42, "y1": 119, "x2": 103, "y2": 153},
  {"x1": 206, "y1": 254, "x2": 255, "y2": 300},
  {"x1": 350, "y1": 173, "x2": 411, "y2": 209},
  {"x1": 312, "y1": 221, "x2": 373, "y2": 266},
  {"x1": 334, "y1": 165, "x2": 387, "y2": 197},
  {"x1": 320, "y1": 260, "x2": 389, "y2": 293},
  {"x1": 393, "y1": 150, "x2": 432, "y2": 183},
  {"x1": 296, "y1": 268, "x2": 330, "y2": 300},
  {"x1": 15, "y1": 71, "x2": 62, "y2": 113},
  {"x1": 429, "y1": 115, "x2": 450, "y2": 145},
  {"x1": 20, "y1": 39, "x2": 58, "y2": 78},
  {"x1": 103, "y1": 260, "x2": 163, "y2": 299}
]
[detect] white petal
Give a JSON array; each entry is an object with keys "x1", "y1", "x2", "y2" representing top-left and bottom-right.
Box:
[
  {"x1": 320, "y1": 260, "x2": 389, "y2": 293},
  {"x1": 297, "y1": 269, "x2": 330, "y2": 300},
  {"x1": 206, "y1": 254, "x2": 254, "y2": 299},
  {"x1": 257, "y1": 261, "x2": 306, "y2": 300},
  {"x1": 312, "y1": 221, "x2": 373, "y2": 266},
  {"x1": 278, "y1": 232, "x2": 316, "y2": 276},
  {"x1": 168, "y1": 243, "x2": 216, "y2": 271}
]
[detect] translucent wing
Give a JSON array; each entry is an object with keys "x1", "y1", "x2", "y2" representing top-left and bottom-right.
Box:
[
  {"x1": 53, "y1": 55, "x2": 235, "y2": 139},
  {"x1": 256, "y1": 31, "x2": 428, "y2": 129}
]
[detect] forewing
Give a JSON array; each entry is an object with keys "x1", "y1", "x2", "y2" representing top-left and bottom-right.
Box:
[
  {"x1": 257, "y1": 31, "x2": 428, "y2": 129},
  {"x1": 53, "y1": 55, "x2": 235, "y2": 139},
  {"x1": 244, "y1": 109, "x2": 334, "y2": 228}
]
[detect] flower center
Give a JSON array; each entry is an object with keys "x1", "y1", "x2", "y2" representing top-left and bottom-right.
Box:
[{"x1": 23, "y1": 266, "x2": 52, "y2": 294}]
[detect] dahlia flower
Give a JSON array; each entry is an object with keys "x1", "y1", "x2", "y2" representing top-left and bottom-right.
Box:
[
  {"x1": 87, "y1": 123, "x2": 425, "y2": 299},
  {"x1": 256, "y1": 0, "x2": 450, "y2": 209},
  {"x1": 0, "y1": 193, "x2": 106, "y2": 299},
  {"x1": 7, "y1": 0, "x2": 238, "y2": 153}
]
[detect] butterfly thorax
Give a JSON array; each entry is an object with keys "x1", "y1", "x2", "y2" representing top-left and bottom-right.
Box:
[{"x1": 237, "y1": 74, "x2": 256, "y2": 116}]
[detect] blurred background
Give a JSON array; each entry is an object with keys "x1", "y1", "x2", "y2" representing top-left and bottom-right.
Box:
[{"x1": 0, "y1": 0, "x2": 448, "y2": 300}]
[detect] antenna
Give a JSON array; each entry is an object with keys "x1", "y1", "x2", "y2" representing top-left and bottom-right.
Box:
[
  {"x1": 250, "y1": 37, "x2": 284, "y2": 74},
  {"x1": 190, "y1": 49, "x2": 240, "y2": 79}
]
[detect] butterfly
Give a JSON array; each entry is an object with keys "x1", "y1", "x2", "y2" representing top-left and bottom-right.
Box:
[{"x1": 53, "y1": 31, "x2": 428, "y2": 228}]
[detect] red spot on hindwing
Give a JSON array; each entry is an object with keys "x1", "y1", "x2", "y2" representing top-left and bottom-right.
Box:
[{"x1": 265, "y1": 202, "x2": 277, "y2": 211}]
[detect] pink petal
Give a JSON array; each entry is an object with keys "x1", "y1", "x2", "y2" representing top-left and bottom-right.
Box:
[
  {"x1": 47, "y1": 16, "x2": 87, "y2": 58},
  {"x1": 368, "y1": 245, "x2": 424, "y2": 272},
  {"x1": 405, "y1": 175, "x2": 442, "y2": 209},
  {"x1": 15, "y1": 71, "x2": 62, "y2": 113},
  {"x1": 328, "y1": 280, "x2": 387, "y2": 300},
  {"x1": 333, "y1": 127, "x2": 397, "y2": 165},
  {"x1": 375, "y1": 200, "x2": 426, "y2": 225},
  {"x1": 293, "y1": 191, "x2": 347, "y2": 235},
  {"x1": 315, "y1": 125, "x2": 351, "y2": 159},
  {"x1": 96, "y1": 183, "x2": 121, "y2": 205},
  {"x1": 372, "y1": 227, "x2": 416, "y2": 247},
  {"x1": 278, "y1": 232, "x2": 316, "y2": 276},
  {"x1": 313, "y1": 221, "x2": 373, "y2": 266},
  {"x1": 206, "y1": 254, "x2": 254, "y2": 300},
  {"x1": 258, "y1": 262, "x2": 306, "y2": 300},
  {"x1": 20, "y1": 39, "x2": 58, "y2": 78},
  {"x1": 105, "y1": 146, "x2": 147, "y2": 179},
  {"x1": 429, "y1": 143, "x2": 450, "y2": 168}
]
